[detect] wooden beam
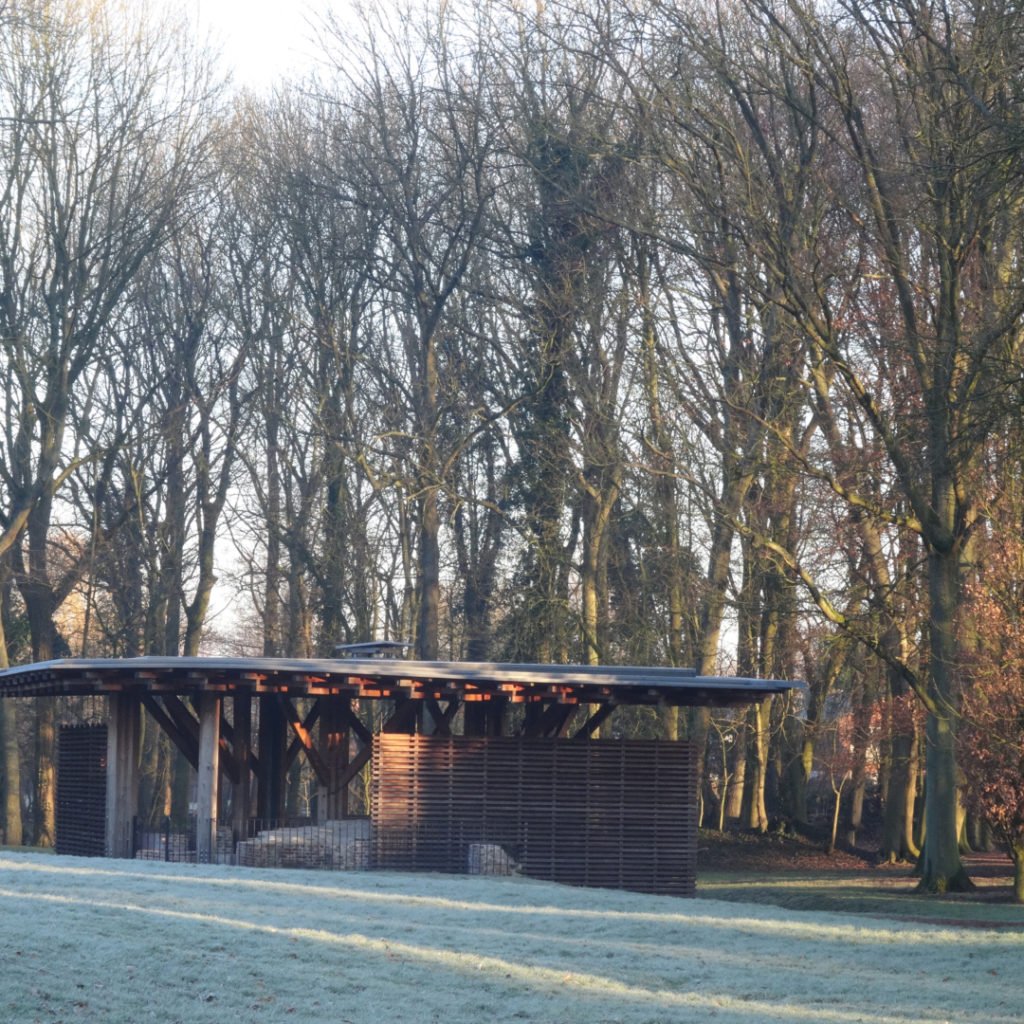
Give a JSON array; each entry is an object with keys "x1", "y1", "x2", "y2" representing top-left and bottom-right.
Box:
[
  {"x1": 219, "y1": 711, "x2": 261, "y2": 775},
  {"x1": 256, "y1": 693, "x2": 286, "y2": 820},
  {"x1": 217, "y1": 718, "x2": 241, "y2": 787},
  {"x1": 163, "y1": 694, "x2": 200, "y2": 751},
  {"x1": 147, "y1": 693, "x2": 239, "y2": 783},
  {"x1": 283, "y1": 698, "x2": 322, "y2": 770},
  {"x1": 318, "y1": 695, "x2": 350, "y2": 820},
  {"x1": 333, "y1": 743, "x2": 372, "y2": 791},
  {"x1": 232, "y1": 694, "x2": 252, "y2": 840},
  {"x1": 337, "y1": 702, "x2": 372, "y2": 746},
  {"x1": 214, "y1": 712, "x2": 249, "y2": 782},
  {"x1": 105, "y1": 693, "x2": 141, "y2": 858},
  {"x1": 280, "y1": 697, "x2": 330, "y2": 787},
  {"x1": 196, "y1": 692, "x2": 221, "y2": 863},
  {"x1": 140, "y1": 693, "x2": 198, "y2": 770},
  {"x1": 522, "y1": 701, "x2": 574, "y2": 738},
  {"x1": 424, "y1": 698, "x2": 458, "y2": 737},
  {"x1": 381, "y1": 697, "x2": 420, "y2": 734},
  {"x1": 572, "y1": 703, "x2": 616, "y2": 740}
]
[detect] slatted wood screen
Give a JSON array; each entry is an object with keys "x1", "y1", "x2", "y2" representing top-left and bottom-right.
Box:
[
  {"x1": 56, "y1": 724, "x2": 107, "y2": 857},
  {"x1": 372, "y1": 734, "x2": 697, "y2": 896}
]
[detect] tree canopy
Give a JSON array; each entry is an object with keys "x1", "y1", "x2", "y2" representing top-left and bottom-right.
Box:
[{"x1": 1, "y1": 0, "x2": 1023, "y2": 896}]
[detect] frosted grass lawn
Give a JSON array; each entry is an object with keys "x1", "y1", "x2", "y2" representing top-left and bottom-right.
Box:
[{"x1": 1, "y1": 852, "x2": 1022, "y2": 1024}]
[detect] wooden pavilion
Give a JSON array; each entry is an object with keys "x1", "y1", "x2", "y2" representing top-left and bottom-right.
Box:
[{"x1": 0, "y1": 656, "x2": 802, "y2": 895}]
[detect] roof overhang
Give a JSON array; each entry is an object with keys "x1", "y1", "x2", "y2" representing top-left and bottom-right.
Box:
[{"x1": 0, "y1": 656, "x2": 804, "y2": 707}]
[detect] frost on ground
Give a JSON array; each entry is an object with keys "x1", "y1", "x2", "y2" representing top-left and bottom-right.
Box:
[{"x1": 0, "y1": 852, "x2": 1021, "y2": 1024}]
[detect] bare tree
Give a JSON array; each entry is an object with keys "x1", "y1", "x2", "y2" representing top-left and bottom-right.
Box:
[
  {"x1": 0, "y1": 0, "x2": 216, "y2": 842},
  {"x1": 632, "y1": 0, "x2": 1024, "y2": 887},
  {"x1": 326, "y1": 7, "x2": 496, "y2": 659}
]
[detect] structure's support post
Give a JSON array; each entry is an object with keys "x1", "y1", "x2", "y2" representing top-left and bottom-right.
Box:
[
  {"x1": 488, "y1": 697, "x2": 509, "y2": 736},
  {"x1": 464, "y1": 699, "x2": 504, "y2": 737},
  {"x1": 105, "y1": 693, "x2": 141, "y2": 858},
  {"x1": 319, "y1": 696, "x2": 349, "y2": 820},
  {"x1": 336, "y1": 700, "x2": 372, "y2": 816},
  {"x1": 196, "y1": 692, "x2": 221, "y2": 863},
  {"x1": 231, "y1": 694, "x2": 252, "y2": 841},
  {"x1": 257, "y1": 694, "x2": 286, "y2": 820},
  {"x1": 381, "y1": 697, "x2": 420, "y2": 734},
  {"x1": 464, "y1": 701, "x2": 485, "y2": 736},
  {"x1": 521, "y1": 702, "x2": 544, "y2": 737}
]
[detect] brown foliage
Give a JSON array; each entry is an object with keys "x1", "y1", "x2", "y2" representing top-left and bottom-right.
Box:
[{"x1": 959, "y1": 537, "x2": 1024, "y2": 869}]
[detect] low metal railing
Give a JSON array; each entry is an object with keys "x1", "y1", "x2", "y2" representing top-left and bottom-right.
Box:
[{"x1": 128, "y1": 815, "x2": 525, "y2": 876}]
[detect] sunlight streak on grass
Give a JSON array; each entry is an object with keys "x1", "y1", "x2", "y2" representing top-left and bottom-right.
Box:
[
  {"x1": 2, "y1": 853, "x2": 1022, "y2": 1024},
  {"x1": 0, "y1": 884, "x2": 1004, "y2": 1024},
  {"x1": 0, "y1": 855, "x2": 1008, "y2": 947}
]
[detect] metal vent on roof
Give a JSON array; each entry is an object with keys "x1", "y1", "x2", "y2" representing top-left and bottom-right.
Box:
[{"x1": 333, "y1": 640, "x2": 412, "y2": 659}]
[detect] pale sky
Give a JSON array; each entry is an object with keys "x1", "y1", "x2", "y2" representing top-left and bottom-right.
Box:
[{"x1": 191, "y1": 0, "x2": 336, "y2": 92}]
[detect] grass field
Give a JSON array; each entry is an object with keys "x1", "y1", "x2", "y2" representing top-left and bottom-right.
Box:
[
  {"x1": 699, "y1": 871, "x2": 1024, "y2": 925},
  {"x1": 1, "y1": 851, "x2": 1022, "y2": 1024}
]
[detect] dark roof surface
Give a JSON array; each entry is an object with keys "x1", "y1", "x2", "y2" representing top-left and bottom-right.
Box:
[{"x1": 0, "y1": 656, "x2": 802, "y2": 706}]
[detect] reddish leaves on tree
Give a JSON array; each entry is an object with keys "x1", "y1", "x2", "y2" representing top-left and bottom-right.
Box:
[{"x1": 958, "y1": 538, "x2": 1024, "y2": 864}]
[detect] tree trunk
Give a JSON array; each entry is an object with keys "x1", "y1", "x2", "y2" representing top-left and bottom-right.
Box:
[
  {"x1": 827, "y1": 774, "x2": 848, "y2": 855},
  {"x1": 724, "y1": 722, "x2": 747, "y2": 821},
  {"x1": 0, "y1": 700, "x2": 21, "y2": 846},
  {"x1": 845, "y1": 684, "x2": 872, "y2": 845},
  {"x1": 918, "y1": 547, "x2": 972, "y2": 892},
  {"x1": 880, "y1": 727, "x2": 920, "y2": 863},
  {"x1": 160, "y1": 430, "x2": 187, "y2": 657},
  {"x1": 34, "y1": 700, "x2": 56, "y2": 847},
  {"x1": 0, "y1": 581, "x2": 23, "y2": 846},
  {"x1": 661, "y1": 707, "x2": 679, "y2": 743},
  {"x1": 263, "y1": 415, "x2": 283, "y2": 657},
  {"x1": 745, "y1": 698, "x2": 770, "y2": 833},
  {"x1": 783, "y1": 712, "x2": 809, "y2": 826},
  {"x1": 19, "y1": 515, "x2": 57, "y2": 847},
  {"x1": 580, "y1": 480, "x2": 620, "y2": 667},
  {"x1": 417, "y1": 487, "x2": 440, "y2": 661}
]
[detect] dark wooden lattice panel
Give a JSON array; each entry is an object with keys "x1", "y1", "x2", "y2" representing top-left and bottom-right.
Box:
[
  {"x1": 372, "y1": 734, "x2": 697, "y2": 896},
  {"x1": 56, "y1": 724, "x2": 107, "y2": 857}
]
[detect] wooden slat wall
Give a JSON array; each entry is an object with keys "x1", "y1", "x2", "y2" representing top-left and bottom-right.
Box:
[
  {"x1": 372, "y1": 734, "x2": 697, "y2": 897},
  {"x1": 56, "y1": 724, "x2": 108, "y2": 858}
]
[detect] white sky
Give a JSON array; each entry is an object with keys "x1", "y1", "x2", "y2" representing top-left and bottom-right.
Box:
[{"x1": 191, "y1": 0, "x2": 337, "y2": 92}]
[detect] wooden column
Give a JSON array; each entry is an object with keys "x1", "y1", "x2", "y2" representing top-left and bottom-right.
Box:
[
  {"x1": 105, "y1": 693, "x2": 141, "y2": 858},
  {"x1": 231, "y1": 694, "x2": 252, "y2": 841},
  {"x1": 318, "y1": 695, "x2": 349, "y2": 821},
  {"x1": 196, "y1": 691, "x2": 221, "y2": 863},
  {"x1": 257, "y1": 694, "x2": 286, "y2": 820},
  {"x1": 464, "y1": 697, "x2": 506, "y2": 737}
]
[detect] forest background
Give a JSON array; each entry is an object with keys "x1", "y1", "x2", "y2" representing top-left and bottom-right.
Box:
[{"x1": 1, "y1": 0, "x2": 1023, "y2": 897}]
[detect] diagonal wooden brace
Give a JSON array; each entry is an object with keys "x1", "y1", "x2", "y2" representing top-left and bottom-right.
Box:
[
  {"x1": 572, "y1": 702, "x2": 616, "y2": 740},
  {"x1": 424, "y1": 698, "x2": 459, "y2": 737},
  {"x1": 522, "y1": 701, "x2": 575, "y2": 738},
  {"x1": 280, "y1": 696, "x2": 330, "y2": 787},
  {"x1": 141, "y1": 693, "x2": 198, "y2": 770}
]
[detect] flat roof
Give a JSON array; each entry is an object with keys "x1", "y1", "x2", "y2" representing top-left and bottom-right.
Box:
[{"x1": 0, "y1": 656, "x2": 802, "y2": 706}]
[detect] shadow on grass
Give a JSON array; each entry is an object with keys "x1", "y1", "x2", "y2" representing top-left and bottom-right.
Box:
[{"x1": 698, "y1": 870, "x2": 1024, "y2": 927}]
